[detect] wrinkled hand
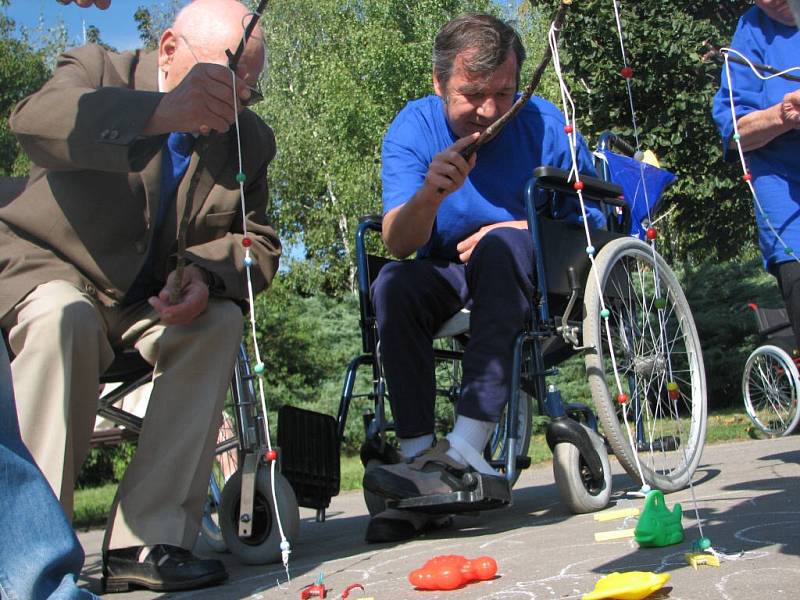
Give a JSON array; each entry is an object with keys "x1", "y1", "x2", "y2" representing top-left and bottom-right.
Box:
[
  {"x1": 781, "y1": 89, "x2": 800, "y2": 128},
  {"x1": 149, "y1": 63, "x2": 252, "y2": 136},
  {"x1": 149, "y1": 265, "x2": 209, "y2": 326},
  {"x1": 57, "y1": 0, "x2": 111, "y2": 8},
  {"x1": 424, "y1": 133, "x2": 479, "y2": 198},
  {"x1": 455, "y1": 221, "x2": 527, "y2": 263}
]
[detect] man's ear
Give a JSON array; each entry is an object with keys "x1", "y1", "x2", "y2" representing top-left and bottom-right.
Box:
[
  {"x1": 158, "y1": 29, "x2": 178, "y2": 70},
  {"x1": 433, "y1": 68, "x2": 444, "y2": 97}
]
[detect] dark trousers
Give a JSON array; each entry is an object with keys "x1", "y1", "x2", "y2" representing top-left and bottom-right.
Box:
[
  {"x1": 776, "y1": 260, "x2": 800, "y2": 350},
  {"x1": 371, "y1": 227, "x2": 535, "y2": 438}
]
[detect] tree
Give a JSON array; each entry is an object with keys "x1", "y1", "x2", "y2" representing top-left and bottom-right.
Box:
[
  {"x1": 529, "y1": 0, "x2": 755, "y2": 263},
  {"x1": 134, "y1": 1, "x2": 183, "y2": 50},
  {"x1": 257, "y1": 0, "x2": 498, "y2": 296},
  {"x1": 0, "y1": 9, "x2": 49, "y2": 176}
]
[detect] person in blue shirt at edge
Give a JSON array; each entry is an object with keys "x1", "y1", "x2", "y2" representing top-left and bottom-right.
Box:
[
  {"x1": 362, "y1": 12, "x2": 606, "y2": 543},
  {"x1": 712, "y1": 0, "x2": 800, "y2": 348},
  {"x1": 1, "y1": 4, "x2": 104, "y2": 600}
]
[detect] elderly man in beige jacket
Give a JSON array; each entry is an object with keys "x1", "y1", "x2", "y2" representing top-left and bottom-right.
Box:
[{"x1": 0, "y1": 0, "x2": 280, "y2": 592}]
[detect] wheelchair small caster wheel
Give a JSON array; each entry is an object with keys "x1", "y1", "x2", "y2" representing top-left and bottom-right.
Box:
[
  {"x1": 219, "y1": 467, "x2": 300, "y2": 564},
  {"x1": 462, "y1": 471, "x2": 479, "y2": 490}
]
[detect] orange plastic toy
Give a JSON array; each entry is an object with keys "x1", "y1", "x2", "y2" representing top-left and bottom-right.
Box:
[{"x1": 408, "y1": 555, "x2": 498, "y2": 590}]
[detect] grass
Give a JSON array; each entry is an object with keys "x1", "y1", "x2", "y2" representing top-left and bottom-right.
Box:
[{"x1": 71, "y1": 407, "x2": 769, "y2": 530}]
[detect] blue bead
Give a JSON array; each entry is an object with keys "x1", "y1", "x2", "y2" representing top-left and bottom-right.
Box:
[
  {"x1": 244, "y1": 256, "x2": 253, "y2": 267},
  {"x1": 586, "y1": 245, "x2": 595, "y2": 256}
]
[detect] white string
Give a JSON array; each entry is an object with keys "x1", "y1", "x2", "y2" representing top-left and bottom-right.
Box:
[
  {"x1": 230, "y1": 61, "x2": 292, "y2": 583},
  {"x1": 608, "y1": 1, "x2": 712, "y2": 541},
  {"x1": 547, "y1": 22, "x2": 648, "y2": 487}
]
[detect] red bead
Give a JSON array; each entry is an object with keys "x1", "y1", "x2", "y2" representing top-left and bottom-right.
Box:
[
  {"x1": 265, "y1": 449, "x2": 278, "y2": 462},
  {"x1": 646, "y1": 227, "x2": 657, "y2": 241},
  {"x1": 617, "y1": 393, "x2": 629, "y2": 404},
  {"x1": 620, "y1": 66, "x2": 634, "y2": 79},
  {"x1": 242, "y1": 237, "x2": 252, "y2": 247},
  {"x1": 668, "y1": 389, "x2": 680, "y2": 401},
  {"x1": 573, "y1": 181, "x2": 584, "y2": 191},
  {"x1": 742, "y1": 173, "x2": 752, "y2": 182},
  {"x1": 564, "y1": 124, "x2": 574, "y2": 134}
]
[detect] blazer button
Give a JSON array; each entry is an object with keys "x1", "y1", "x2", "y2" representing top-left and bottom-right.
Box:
[
  {"x1": 108, "y1": 129, "x2": 119, "y2": 140},
  {"x1": 100, "y1": 129, "x2": 110, "y2": 140},
  {"x1": 85, "y1": 283, "x2": 96, "y2": 296}
]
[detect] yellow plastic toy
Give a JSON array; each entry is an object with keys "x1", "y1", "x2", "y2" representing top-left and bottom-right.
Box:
[{"x1": 582, "y1": 571, "x2": 671, "y2": 600}]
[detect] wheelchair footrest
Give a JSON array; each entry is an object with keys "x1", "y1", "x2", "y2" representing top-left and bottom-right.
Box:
[
  {"x1": 278, "y1": 406, "x2": 340, "y2": 510},
  {"x1": 387, "y1": 472, "x2": 511, "y2": 514}
]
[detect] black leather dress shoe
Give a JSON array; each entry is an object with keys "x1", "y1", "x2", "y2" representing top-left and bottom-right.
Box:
[{"x1": 102, "y1": 545, "x2": 228, "y2": 593}]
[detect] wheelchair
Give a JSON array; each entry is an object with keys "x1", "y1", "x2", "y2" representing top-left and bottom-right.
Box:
[
  {"x1": 310, "y1": 153, "x2": 708, "y2": 521},
  {"x1": 741, "y1": 303, "x2": 800, "y2": 437},
  {"x1": 0, "y1": 176, "x2": 299, "y2": 566},
  {"x1": 97, "y1": 341, "x2": 300, "y2": 565}
]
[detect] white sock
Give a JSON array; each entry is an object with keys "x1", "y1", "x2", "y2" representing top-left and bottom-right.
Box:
[
  {"x1": 446, "y1": 416, "x2": 497, "y2": 474},
  {"x1": 398, "y1": 433, "x2": 434, "y2": 460}
]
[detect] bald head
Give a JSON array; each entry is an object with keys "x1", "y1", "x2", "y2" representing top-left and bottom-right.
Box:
[{"x1": 158, "y1": 0, "x2": 265, "y2": 92}]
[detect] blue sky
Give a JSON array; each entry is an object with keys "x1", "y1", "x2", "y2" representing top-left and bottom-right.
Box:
[{"x1": 5, "y1": 0, "x2": 188, "y2": 51}]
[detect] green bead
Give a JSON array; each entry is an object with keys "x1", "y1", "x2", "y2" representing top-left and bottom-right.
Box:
[
  {"x1": 696, "y1": 537, "x2": 712, "y2": 550},
  {"x1": 236, "y1": 172, "x2": 246, "y2": 183},
  {"x1": 732, "y1": 133, "x2": 741, "y2": 141},
  {"x1": 254, "y1": 362, "x2": 265, "y2": 375},
  {"x1": 786, "y1": 247, "x2": 794, "y2": 255},
  {"x1": 600, "y1": 308, "x2": 610, "y2": 319},
  {"x1": 654, "y1": 298, "x2": 667, "y2": 309}
]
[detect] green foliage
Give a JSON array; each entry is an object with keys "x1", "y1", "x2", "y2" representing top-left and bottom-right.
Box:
[
  {"x1": 76, "y1": 442, "x2": 137, "y2": 488},
  {"x1": 0, "y1": 17, "x2": 48, "y2": 175},
  {"x1": 258, "y1": 0, "x2": 497, "y2": 296},
  {"x1": 134, "y1": 1, "x2": 182, "y2": 50},
  {"x1": 682, "y1": 256, "x2": 782, "y2": 407},
  {"x1": 530, "y1": 0, "x2": 755, "y2": 263}
]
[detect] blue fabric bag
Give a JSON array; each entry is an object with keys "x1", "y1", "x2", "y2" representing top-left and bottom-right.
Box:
[{"x1": 599, "y1": 150, "x2": 677, "y2": 239}]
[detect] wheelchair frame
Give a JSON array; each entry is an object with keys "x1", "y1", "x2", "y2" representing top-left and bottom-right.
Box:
[
  {"x1": 741, "y1": 304, "x2": 800, "y2": 436},
  {"x1": 325, "y1": 162, "x2": 708, "y2": 517}
]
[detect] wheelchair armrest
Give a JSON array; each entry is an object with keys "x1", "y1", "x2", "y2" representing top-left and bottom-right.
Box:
[
  {"x1": 358, "y1": 214, "x2": 383, "y2": 233},
  {"x1": 532, "y1": 166, "x2": 624, "y2": 204}
]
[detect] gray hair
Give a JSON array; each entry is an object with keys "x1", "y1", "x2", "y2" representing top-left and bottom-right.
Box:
[{"x1": 433, "y1": 13, "x2": 526, "y2": 92}]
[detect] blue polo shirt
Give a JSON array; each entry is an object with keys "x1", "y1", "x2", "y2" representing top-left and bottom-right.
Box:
[
  {"x1": 711, "y1": 6, "x2": 800, "y2": 268},
  {"x1": 381, "y1": 94, "x2": 604, "y2": 260}
]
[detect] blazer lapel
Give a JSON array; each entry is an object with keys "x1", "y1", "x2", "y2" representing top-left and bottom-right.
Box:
[{"x1": 173, "y1": 131, "x2": 234, "y2": 238}]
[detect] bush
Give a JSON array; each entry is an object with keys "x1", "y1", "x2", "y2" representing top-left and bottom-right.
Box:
[
  {"x1": 681, "y1": 256, "x2": 782, "y2": 408},
  {"x1": 76, "y1": 441, "x2": 136, "y2": 489}
]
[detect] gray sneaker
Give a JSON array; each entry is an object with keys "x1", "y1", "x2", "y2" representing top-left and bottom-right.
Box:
[{"x1": 363, "y1": 439, "x2": 476, "y2": 499}]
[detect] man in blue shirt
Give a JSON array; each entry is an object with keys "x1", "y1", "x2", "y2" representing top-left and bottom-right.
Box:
[
  {"x1": 712, "y1": 0, "x2": 800, "y2": 346},
  {"x1": 363, "y1": 12, "x2": 603, "y2": 542}
]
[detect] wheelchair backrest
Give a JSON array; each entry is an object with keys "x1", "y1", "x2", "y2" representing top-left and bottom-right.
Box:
[{"x1": 594, "y1": 132, "x2": 677, "y2": 240}]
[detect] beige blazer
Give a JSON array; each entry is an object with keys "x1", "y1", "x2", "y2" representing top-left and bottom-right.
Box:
[{"x1": 0, "y1": 44, "x2": 281, "y2": 319}]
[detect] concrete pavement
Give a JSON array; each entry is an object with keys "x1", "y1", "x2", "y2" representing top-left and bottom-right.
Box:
[{"x1": 76, "y1": 436, "x2": 800, "y2": 599}]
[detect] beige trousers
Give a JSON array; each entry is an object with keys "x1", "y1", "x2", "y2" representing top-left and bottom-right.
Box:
[{"x1": 1, "y1": 280, "x2": 243, "y2": 550}]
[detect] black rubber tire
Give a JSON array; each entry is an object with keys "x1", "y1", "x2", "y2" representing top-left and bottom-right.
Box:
[
  {"x1": 219, "y1": 467, "x2": 300, "y2": 565},
  {"x1": 583, "y1": 237, "x2": 707, "y2": 492},
  {"x1": 552, "y1": 424, "x2": 612, "y2": 514}
]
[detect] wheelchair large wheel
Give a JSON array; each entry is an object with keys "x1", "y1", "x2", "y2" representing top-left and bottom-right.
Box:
[
  {"x1": 742, "y1": 344, "x2": 800, "y2": 437},
  {"x1": 219, "y1": 466, "x2": 300, "y2": 565},
  {"x1": 553, "y1": 424, "x2": 611, "y2": 514},
  {"x1": 583, "y1": 237, "x2": 706, "y2": 492}
]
